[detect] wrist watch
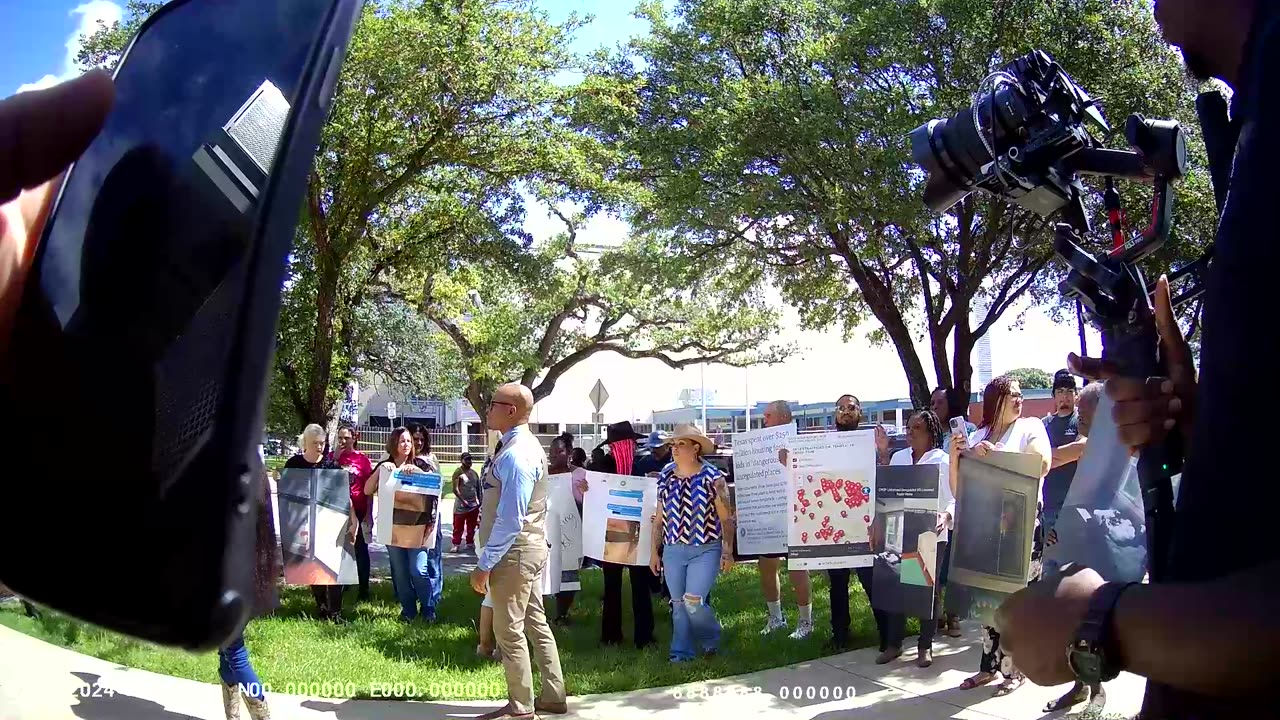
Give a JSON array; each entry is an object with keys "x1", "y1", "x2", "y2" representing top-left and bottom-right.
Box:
[{"x1": 1067, "y1": 581, "x2": 1135, "y2": 684}]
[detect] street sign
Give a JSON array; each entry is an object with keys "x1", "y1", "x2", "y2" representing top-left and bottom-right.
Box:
[
  {"x1": 387, "y1": 401, "x2": 398, "y2": 420},
  {"x1": 589, "y1": 380, "x2": 609, "y2": 412},
  {"x1": 591, "y1": 412, "x2": 605, "y2": 425}
]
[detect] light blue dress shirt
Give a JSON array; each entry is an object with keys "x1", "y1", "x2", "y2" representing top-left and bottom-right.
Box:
[{"x1": 477, "y1": 424, "x2": 545, "y2": 571}]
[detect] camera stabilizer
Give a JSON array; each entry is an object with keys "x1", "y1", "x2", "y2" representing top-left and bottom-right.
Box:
[{"x1": 909, "y1": 50, "x2": 1228, "y2": 581}]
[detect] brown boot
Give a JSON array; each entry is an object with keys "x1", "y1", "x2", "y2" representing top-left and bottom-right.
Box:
[
  {"x1": 243, "y1": 694, "x2": 270, "y2": 720},
  {"x1": 221, "y1": 684, "x2": 242, "y2": 720}
]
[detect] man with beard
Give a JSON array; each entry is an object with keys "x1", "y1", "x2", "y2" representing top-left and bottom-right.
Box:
[
  {"x1": 826, "y1": 395, "x2": 899, "y2": 659},
  {"x1": 995, "y1": 2, "x2": 1280, "y2": 716}
]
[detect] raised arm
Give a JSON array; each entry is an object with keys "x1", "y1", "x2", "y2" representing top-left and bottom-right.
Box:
[
  {"x1": 1051, "y1": 437, "x2": 1088, "y2": 468},
  {"x1": 364, "y1": 464, "x2": 382, "y2": 497},
  {"x1": 713, "y1": 475, "x2": 735, "y2": 564}
]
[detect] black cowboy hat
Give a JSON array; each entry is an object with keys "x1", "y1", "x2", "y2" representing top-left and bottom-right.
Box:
[{"x1": 595, "y1": 421, "x2": 647, "y2": 449}]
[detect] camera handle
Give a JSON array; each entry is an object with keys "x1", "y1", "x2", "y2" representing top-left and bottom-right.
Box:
[{"x1": 1055, "y1": 222, "x2": 1182, "y2": 582}]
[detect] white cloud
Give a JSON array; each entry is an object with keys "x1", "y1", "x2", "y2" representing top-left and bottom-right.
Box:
[{"x1": 16, "y1": 1, "x2": 124, "y2": 94}]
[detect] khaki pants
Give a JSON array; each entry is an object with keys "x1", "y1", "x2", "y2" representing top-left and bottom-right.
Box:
[{"x1": 490, "y1": 544, "x2": 566, "y2": 713}]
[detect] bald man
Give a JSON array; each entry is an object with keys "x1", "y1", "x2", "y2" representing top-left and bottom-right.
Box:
[
  {"x1": 471, "y1": 383, "x2": 566, "y2": 719},
  {"x1": 751, "y1": 400, "x2": 814, "y2": 638}
]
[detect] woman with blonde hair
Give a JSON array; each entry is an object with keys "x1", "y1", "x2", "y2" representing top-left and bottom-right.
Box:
[{"x1": 283, "y1": 423, "x2": 348, "y2": 623}]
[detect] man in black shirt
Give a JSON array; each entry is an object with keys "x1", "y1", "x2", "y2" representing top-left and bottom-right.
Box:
[
  {"x1": 994, "y1": 1, "x2": 1280, "y2": 717},
  {"x1": 826, "y1": 394, "x2": 902, "y2": 660}
]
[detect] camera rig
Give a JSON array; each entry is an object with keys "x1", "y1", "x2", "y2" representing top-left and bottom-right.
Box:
[{"x1": 909, "y1": 49, "x2": 1222, "y2": 581}]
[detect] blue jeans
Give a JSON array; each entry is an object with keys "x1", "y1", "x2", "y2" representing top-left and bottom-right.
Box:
[
  {"x1": 663, "y1": 542, "x2": 722, "y2": 662},
  {"x1": 387, "y1": 525, "x2": 443, "y2": 620},
  {"x1": 218, "y1": 633, "x2": 264, "y2": 699}
]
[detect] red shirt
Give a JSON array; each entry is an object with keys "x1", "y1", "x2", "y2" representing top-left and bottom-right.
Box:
[{"x1": 334, "y1": 449, "x2": 373, "y2": 519}]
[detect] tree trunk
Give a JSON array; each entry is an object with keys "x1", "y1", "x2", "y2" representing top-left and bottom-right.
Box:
[
  {"x1": 465, "y1": 380, "x2": 493, "y2": 434},
  {"x1": 878, "y1": 313, "x2": 933, "y2": 409},
  {"x1": 306, "y1": 265, "x2": 340, "y2": 426},
  {"x1": 951, "y1": 318, "x2": 976, "y2": 396}
]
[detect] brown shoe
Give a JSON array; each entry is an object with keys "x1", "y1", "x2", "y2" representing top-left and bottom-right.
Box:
[
  {"x1": 534, "y1": 698, "x2": 569, "y2": 715},
  {"x1": 875, "y1": 646, "x2": 903, "y2": 665},
  {"x1": 476, "y1": 704, "x2": 535, "y2": 720}
]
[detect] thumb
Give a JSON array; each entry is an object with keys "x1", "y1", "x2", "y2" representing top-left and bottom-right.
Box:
[
  {"x1": 1068, "y1": 352, "x2": 1118, "y2": 381},
  {"x1": 1153, "y1": 275, "x2": 1194, "y2": 377}
]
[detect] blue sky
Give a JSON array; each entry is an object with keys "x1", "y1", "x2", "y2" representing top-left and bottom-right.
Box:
[{"x1": 2, "y1": 0, "x2": 666, "y2": 94}]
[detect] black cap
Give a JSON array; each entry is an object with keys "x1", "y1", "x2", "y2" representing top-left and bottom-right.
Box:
[{"x1": 1053, "y1": 369, "x2": 1078, "y2": 391}]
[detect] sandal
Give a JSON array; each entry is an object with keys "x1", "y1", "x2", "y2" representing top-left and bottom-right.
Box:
[
  {"x1": 992, "y1": 675, "x2": 1025, "y2": 697},
  {"x1": 959, "y1": 672, "x2": 996, "y2": 690},
  {"x1": 1044, "y1": 681, "x2": 1090, "y2": 712}
]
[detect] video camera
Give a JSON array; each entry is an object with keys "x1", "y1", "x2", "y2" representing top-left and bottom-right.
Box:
[{"x1": 907, "y1": 49, "x2": 1207, "y2": 582}]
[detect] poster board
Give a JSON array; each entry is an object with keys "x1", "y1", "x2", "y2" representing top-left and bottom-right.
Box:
[
  {"x1": 731, "y1": 424, "x2": 798, "y2": 556},
  {"x1": 543, "y1": 472, "x2": 584, "y2": 595},
  {"x1": 871, "y1": 464, "x2": 943, "y2": 619},
  {"x1": 1042, "y1": 391, "x2": 1148, "y2": 581},
  {"x1": 374, "y1": 464, "x2": 438, "y2": 548},
  {"x1": 945, "y1": 451, "x2": 1041, "y2": 624},
  {"x1": 786, "y1": 430, "x2": 877, "y2": 570},
  {"x1": 582, "y1": 472, "x2": 657, "y2": 567},
  {"x1": 278, "y1": 469, "x2": 358, "y2": 585}
]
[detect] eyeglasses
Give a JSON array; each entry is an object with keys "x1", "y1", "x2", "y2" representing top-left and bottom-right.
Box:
[
  {"x1": 1009, "y1": 391, "x2": 1023, "y2": 399},
  {"x1": 489, "y1": 401, "x2": 515, "y2": 410},
  {"x1": 836, "y1": 405, "x2": 859, "y2": 413}
]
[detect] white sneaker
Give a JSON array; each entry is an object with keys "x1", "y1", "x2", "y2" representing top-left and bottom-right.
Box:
[
  {"x1": 450, "y1": 544, "x2": 461, "y2": 553},
  {"x1": 760, "y1": 615, "x2": 789, "y2": 635},
  {"x1": 789, "y1": 619, "x2": 814, "y2": 639}
]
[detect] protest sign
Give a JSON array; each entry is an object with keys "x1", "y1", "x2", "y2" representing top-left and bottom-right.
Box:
[
  {"x1": 582, "y1": 472, "x2": 657, "y2": 566},
  {"x1": 374, "y1": 465, "x2": 438, "y2": 548},
  {"x1": 731, "y1": 423, "x2": 797, "y2": 556},
  {"x1": 870, "y1": 464, "x2": 944, "y2": 619},
  {"x1": 278, "y1": 468, "x2": 358, "y2": 585},
  {"x1": 786, "y1": 430, "x2": 877, "y2": 570},
  {"x1": 543, "y1": 472, "x2": 584, "y2": 594}
]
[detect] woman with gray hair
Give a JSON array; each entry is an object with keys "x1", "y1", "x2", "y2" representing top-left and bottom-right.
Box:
[{"x1": 284, "y1": 423, "x2": 348, "y2": 623}]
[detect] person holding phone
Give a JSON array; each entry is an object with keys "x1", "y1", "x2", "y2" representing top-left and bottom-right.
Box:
[
  {"x1": 365, "y1": 426, "x2": 439, "y2": 623},
  {"x1": 951, "y1": 376, "x2": 1051, "y2": 697},
  {"x1": 284, "y1": 423, "x2": 349, "y2": 624},
  {"x1": 650, "y1": 423, "x2": 735, "y2": 662}
]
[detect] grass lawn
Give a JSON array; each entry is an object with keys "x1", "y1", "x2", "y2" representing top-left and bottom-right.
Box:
[{"x1": 0, "y1": 565, "x2": 901, "y2": 700}]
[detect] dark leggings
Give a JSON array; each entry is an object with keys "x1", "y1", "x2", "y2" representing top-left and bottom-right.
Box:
[{"x1": 601, "y1": 562, "x2": 656, "y2": 648}]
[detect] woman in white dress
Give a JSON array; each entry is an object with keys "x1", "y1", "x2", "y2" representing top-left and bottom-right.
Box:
[{"x1": 951, "y1": 377, "x2": 1051, "y2": 697}]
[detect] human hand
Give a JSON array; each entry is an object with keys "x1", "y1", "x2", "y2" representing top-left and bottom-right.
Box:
[
  {"x1": 469, "y1": 568, "x2": 490, "y2": 595},
  {"x1": 1, "y1": 71, "x2": 115, "y2": 347},
  {"x1": 777, "y1": 448, "x2": 789, "y2": 466},
  {"x1": 993, "y1": 564, "x2": 1106, "y2": 685},
  {"x1": 649, "y1": 554, "x2": 662, "y2": 575},
  {"x1": 1045, "y1": 527, "x2": 1059, "y2": 547},
  {"x1": 720, "y1": 551, "x2": 734, "y2": 572},
  {"x1": 969, "y1": 440, "x2": 996, "y2": 458},
  {"x1": 875, "y1": 424, "x2": 889, "y2": 452},
  {"x1": 935, "y1": 511, "x2": 951, "y2": 534},
  {"x1": 1068, "y1": 276, "x2": 1195, "y2": 452}
]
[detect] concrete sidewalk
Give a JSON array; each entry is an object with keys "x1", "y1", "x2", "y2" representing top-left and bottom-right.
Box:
[{"x1": 0, "y1": 622, "x2": 1146, "y2": 720}]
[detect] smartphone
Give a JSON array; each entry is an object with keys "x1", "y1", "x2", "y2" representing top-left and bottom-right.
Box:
[
  {"x1": 949, "y1": 416, "x2": 967, "y2": 438},
  {"x1": 0, "y1": 0, "x2": 362, "y2": 649}
]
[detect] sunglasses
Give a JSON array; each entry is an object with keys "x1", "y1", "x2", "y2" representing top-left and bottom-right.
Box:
[{"x1": 489, "y1": 401, "x2": 516, "y2": 410}]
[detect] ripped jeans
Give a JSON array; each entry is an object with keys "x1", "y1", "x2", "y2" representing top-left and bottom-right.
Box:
[{"x1": 662, "y1": 542, "x2": 722, "y2": 662}]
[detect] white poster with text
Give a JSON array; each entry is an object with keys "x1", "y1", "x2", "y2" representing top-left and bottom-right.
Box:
[
  {"x1": 731, "y1": 423, "x2": 798, "y2": 556},
  {"x1": 543, "y1": 472, "x2": 584, "y2": 594}
]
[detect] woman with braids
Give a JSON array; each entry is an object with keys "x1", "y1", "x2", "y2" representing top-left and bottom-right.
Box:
[
  {"x1": 951, "y1": 376, "x2": 1051, "y2": 697},
  {"x1": 886, "y1": 409, "x2": 953, "y2": 668}
]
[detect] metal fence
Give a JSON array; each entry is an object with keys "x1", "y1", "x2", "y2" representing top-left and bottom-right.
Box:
[{"x1": 351, "y1": 425, "x2": 604, "y2": 465}]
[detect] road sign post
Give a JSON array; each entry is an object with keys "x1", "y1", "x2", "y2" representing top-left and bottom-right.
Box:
[{"x1": 589, "y1": 380, "x2": 609, "y2": 445}]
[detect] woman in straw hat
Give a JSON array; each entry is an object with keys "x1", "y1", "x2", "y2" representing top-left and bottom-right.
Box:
[{"x1": 650, "y1": 422, "x2": 736, "y2": 662}]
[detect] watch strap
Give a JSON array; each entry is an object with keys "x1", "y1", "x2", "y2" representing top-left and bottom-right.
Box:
[{"x1": 1071, "y1": 581, "x2": 1135, "y2": 681}]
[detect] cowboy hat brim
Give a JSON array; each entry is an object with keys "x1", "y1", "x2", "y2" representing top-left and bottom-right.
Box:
[{"x1": 669, "y1": 427, "x2": 715, "y2": 456}]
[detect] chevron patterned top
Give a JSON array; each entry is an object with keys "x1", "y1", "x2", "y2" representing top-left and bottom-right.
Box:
[{"x1": 658, "y1": 463, "x2": 723, "y2": 546}]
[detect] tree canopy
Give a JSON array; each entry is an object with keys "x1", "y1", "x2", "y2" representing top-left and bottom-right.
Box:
[
  {"x1": 1003, "y1": 367, "x2": 1052, "y2": 390},
  {"x1": 80, "y1": 0, "x2": 789, "y2": 431},
  {"x1": 574, "y1": 0, "x2": 1217, "y2": 406}
]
